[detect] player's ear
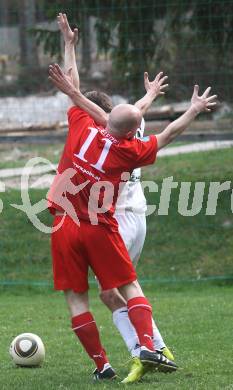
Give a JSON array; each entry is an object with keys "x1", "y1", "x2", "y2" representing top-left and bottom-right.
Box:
[{"x1": 125, "y1": 129, "x2": 135, "y2": 139}]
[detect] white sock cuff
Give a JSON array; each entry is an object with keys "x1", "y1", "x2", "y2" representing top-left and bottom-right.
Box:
[
  {"x1": 112, "y1": 306, "x2": 128, "y2": 324},
  {"x1": 101, "y1": 363, "x2": 111, "y2": 373}
]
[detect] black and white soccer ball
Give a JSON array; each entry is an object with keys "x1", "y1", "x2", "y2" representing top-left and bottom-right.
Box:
[{"x1": 9, "y1": 333, "x2": 45, "y2": 367}]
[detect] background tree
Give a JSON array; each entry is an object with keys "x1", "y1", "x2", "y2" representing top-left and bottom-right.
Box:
[
  {"x1": 0, "y1": 0, "x2": 10, "y2": 26},
  {"x1": 19, "y1": 0, "x2": 38, "y2": 69},
  {"x1": 22, "y1": 0, "x2": 233, "y2": 100}
]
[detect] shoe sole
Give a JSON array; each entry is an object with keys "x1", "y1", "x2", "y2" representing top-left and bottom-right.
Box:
[
  {"x1": 93, "y1": 374, "x2": 118, "y2": 381},
  {"x1": 140, "y1": 359, "x2": 177, "y2": 374}
]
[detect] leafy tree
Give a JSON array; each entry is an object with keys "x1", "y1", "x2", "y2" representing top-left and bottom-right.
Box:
[{"x1": 33, "y1": 0, "x2": 233, "y2": 100}]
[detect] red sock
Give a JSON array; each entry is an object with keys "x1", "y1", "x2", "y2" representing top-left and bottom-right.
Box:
[
  {"x1": 72, "y1": 312, "x2": 109, "y2": 371},
  {"x1": 127, "y1": 297, "x2": 154, "y2": 351}
]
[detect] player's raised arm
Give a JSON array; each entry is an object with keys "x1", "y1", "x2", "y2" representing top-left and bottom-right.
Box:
[
  {"x1": 134, "y1": 71, "x2": 168, "y2": 115},
  {"x1": 49, "y1": 64, "x2": 108, "y2": 126},
  {"x1": 156, "y1": 85, "x2": 217, "y2": 151},
  {"x1": 57, "y1": 13, "x2": 79, "y2": 90}
]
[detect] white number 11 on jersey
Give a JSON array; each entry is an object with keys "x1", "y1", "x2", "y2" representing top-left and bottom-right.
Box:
[{"x1": 74, "y1": 127, "x2": 112, "y2": 173}]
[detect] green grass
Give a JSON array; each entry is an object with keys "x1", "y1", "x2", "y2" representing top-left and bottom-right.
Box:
[
  {"x1": 0, "y1": 284, "x2": 232, "y2": 390},
  {"x1": 145, "y1": 147, "x2": 233, "y2": 182},
  {"x1": 0, "y1": 144, "x2": 64, "y2": 170}
]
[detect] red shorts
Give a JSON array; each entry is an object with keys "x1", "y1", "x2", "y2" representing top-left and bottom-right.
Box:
[{"x1": 51, "y1": 215, "x2": 137, "y2": 293}]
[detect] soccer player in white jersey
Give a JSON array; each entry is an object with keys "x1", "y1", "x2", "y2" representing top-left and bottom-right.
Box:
[{"x1": 57, "y1": 13, "x2": 173, "y2": 383}]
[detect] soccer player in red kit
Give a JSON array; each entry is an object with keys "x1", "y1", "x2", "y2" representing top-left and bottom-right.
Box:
[
  {"x1": 56, "y1": 13, "x2": 174, "y2": 383},
  {"x1": 48, "y1": 63, "x2": 217, "y2": 382}
]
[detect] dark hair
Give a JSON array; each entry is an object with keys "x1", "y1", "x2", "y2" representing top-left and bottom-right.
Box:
[{"x1": 84, "y1": 90, "x2": 113, "y2": 113}]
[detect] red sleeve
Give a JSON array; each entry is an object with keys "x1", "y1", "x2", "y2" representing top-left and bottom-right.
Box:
[
  {"x1": 67, "y1": 106, "x2": 94, "y2": 129},
  {"x1": 131, "y1": 135, "x2": 158, "y2": 168},
  {"x1": 110, "y1": 135, "x2": 157, "y2": 172}
]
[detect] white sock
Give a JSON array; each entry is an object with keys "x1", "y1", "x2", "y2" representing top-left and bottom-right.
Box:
[
  {"x1": 112, "y1": 307, "x2": 140, "y2": 357},
  {"x1": 152, "y1": 318, "x2": 166, "y2": 350},
  {"x1": 101, "y1": 363, "x2": 111, "y2": 373}
]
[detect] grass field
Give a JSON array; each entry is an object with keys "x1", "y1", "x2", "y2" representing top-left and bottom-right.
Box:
[
  {"x1": 0, "y1": 147, "x2": 232, "y2": 388},
  {"x1": 0, "y1": 144, "x2": 64, "y2": 170},
  {"x1": 0, "y1": 284, "x2": 233, "y2": 390}
]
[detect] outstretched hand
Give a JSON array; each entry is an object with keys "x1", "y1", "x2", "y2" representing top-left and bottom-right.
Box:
[
  {"x1": 191, "y1": 85, "x2": 217, "y2": 114},
  {"x1": 48, "y1": 64, "x2": 76, "y2": 95},
  {"x1": 57, "y1": 13, "x2": 79, "y2": 45},
  {"x1": 144, "y1": 71, "x2": 169, "y2": 98}
]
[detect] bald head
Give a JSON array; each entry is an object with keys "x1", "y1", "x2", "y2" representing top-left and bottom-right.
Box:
[{"x1": 107, "y1": 104, "x2": 142, "y2": 139}]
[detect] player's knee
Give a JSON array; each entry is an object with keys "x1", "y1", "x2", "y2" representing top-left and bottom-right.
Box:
[
  {"x1": 118, "y1": 279, "x2": 144, "y2": 300},
  {"x1": 64, "y1": 290, "x2": 89, "y2": 316},
  {"x1": 99, "y1": 289, "x2": 116, "y2": 306}
]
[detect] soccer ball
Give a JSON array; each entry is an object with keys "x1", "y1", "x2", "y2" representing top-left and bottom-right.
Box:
[{"x1": 9, "y1": 333, "x2": 45, "y2": 367}]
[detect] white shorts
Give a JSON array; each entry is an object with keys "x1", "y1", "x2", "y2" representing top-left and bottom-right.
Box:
[{"x1": 115, "y1": 212, "x2": 146, "y2": 267}]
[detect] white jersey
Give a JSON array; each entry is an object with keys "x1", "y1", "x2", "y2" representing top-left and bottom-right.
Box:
[{"x1": 115, "y1": 118, "x2": 147, "y2": 215}]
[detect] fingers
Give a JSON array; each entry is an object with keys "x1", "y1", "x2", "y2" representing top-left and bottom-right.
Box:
[
  {"x1": 63, "y1": 13, "x2": 70, "y2": 28},
  {"x1": 49, "y1": 63, "x2": 63, "y2": 73},
  {"x1": 57, "y1": 12, "x2": 63, "y2": 21},
  {"x1": 48, "y1": 69, "x2": 60, "y2": 84},
  {"x1": 193, "y1": 84, "x2": 199, "y2": 96},
  {"x1": 49, "y1": 78, "x2": 62, "y2": 92},
  {"x1": 206, "y1": 94, "x2": 217, "y2": 102},
  {"x1": 206, "y1": 102, "x2": 217, "y2": 107},
  {"x1": 48, "y1": 64, "x2": 59, "y2": 77},
  {"x1": 144, "y1": 71, "x2": 149, "y2": 82},
  {"x1": 57, "y1": 12, "x2": 69, "y2": 29},
  {"x1": 205, "y1": 98, "x2": 217, "y2": 112},
  {"x1": 153, "y1": 72, "x2": 169, "y2": 88},
  {"x1": 48, "y1": 64, "x2": 63, "y2": 81},
  {"x1": 57, "y1": 13, "x2": 65, "y2": 32},
  {"x1": 54, "y1": 63, "x2": 63, "y2": 76},
  {"x1": 144, "y1": 70, "x2": 169, "y2": 94},
  {"x1": 155, "y1": 71, "x2": 163, "y2": 81},
  {"x1": 57, "y1": 14, "x2": 61, "y2": 27},
  {"x1": 48, "y1": 64, "x2": 56, "y2": 74},
  {"x1": 144, "y1": 71, "x2": 150, "y2": 89},
  {"x1": 205, "y1": 92, "x2": 217, "y2": 111},
  {"x1": 202, "y1": 86, "x2": 211, "y2": 98},
  {"x1": 48, "y1": 75, "x2": 59, "y2": 87},
  {"x1": 74, "y1": 27, "x2": 79, "y2": 42},
  {"x1": 146, "y1": 71, "x2": 169, "y2": 86},
  {"x1": 160, "y1": 83, "x2": 169, "y2": 90},
  {"x1": 159, "y1": 75, "x2": 168, "y2": 85},
  {"x1": 57, "y1": 12, "x2": 64, "y2": 24}
]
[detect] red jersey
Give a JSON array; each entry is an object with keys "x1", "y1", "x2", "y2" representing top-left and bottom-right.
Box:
[{"x1": 48, "y1": 106, "x2": 157, "y2": 229}]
